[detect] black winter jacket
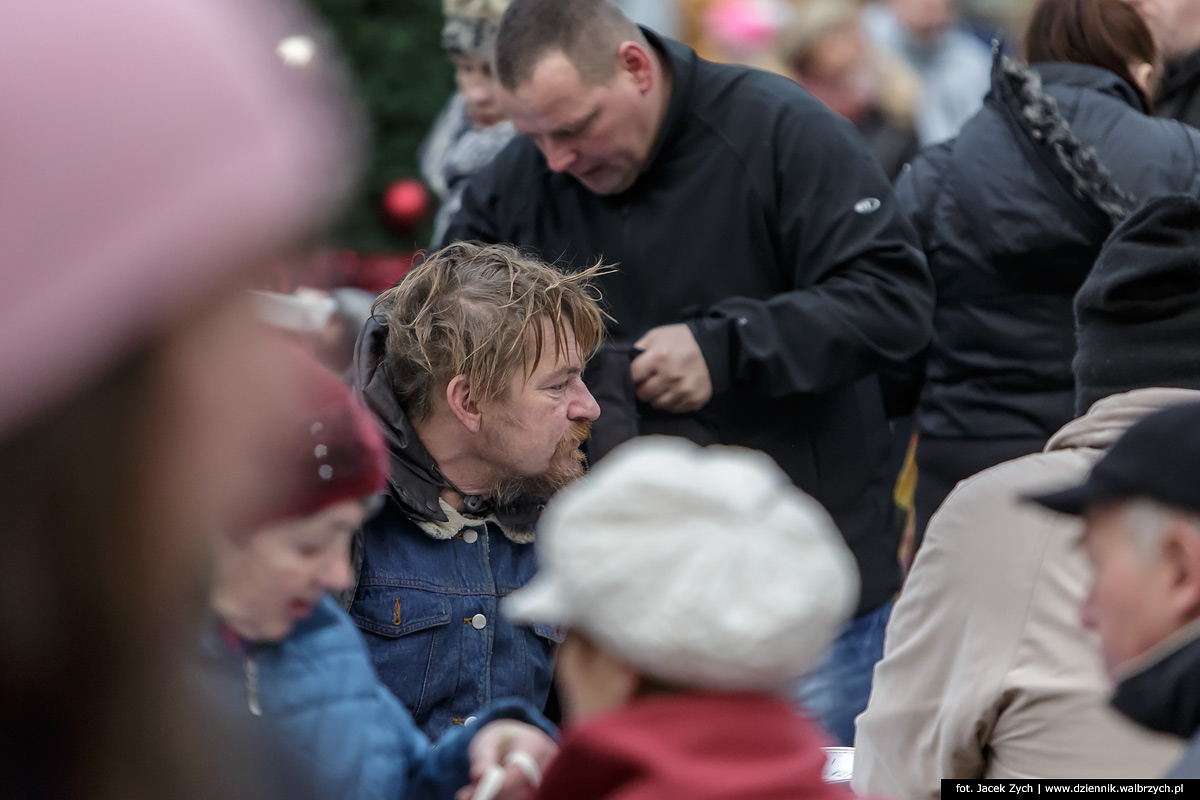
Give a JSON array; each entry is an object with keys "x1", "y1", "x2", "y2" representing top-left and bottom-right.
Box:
[
  {"x1": 895, "y1": 57, "x2": 1200, "y2": 443},
  {"x1": 443, "y1": 30, "x2": 934, "y2": 615}
]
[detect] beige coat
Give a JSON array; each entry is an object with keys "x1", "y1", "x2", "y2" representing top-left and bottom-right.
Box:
[{"x1": 853, "y1": 389, "x2": 1193, "y2": 798}]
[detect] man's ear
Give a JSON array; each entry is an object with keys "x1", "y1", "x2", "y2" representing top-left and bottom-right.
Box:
[
  {"x1": 617, "y1": 41, "x2": 655, "y2": 93},
  {"x1": 445, "y1": 375, "x2": 482, "y2": 433},
  {"x1": 1162, "y1": 519, "x2": 1200, "y2": 623}
]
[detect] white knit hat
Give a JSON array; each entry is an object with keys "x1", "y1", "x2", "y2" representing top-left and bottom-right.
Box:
[{"x1": 505, "y1": 436, "x2": 860, "y2": 692}]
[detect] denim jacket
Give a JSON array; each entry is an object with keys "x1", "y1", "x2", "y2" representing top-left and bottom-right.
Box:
[
  {"x1": 349, "y1": 317, "x2": 563, "y2": 739},
  {"x1": 350, "y1": 500, "x2": 562, "y2": 738}
]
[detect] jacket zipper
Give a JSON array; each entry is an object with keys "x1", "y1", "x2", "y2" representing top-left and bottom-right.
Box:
[{"x1": 244, "y1": 656, "x2": 262, "y2": 716}]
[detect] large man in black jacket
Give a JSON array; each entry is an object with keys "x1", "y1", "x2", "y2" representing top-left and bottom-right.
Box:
[{"x1": 441, "y1": 0, "x2": 933, "y2": 745}]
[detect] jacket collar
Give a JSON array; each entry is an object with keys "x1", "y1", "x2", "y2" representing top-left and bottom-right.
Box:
[
  {"x1": 351, "y1": 315, "x2": 543, "y2": 528},
  {"x1": 1111, "y1": 616, "x2": 1200, "y2": 738},
  {"x1": 1045, "y1": 388, "x2": 1200, "y2": 453},
  {"x1": 1030, "y1": 61, "x2": 1147, "y2": 112}
]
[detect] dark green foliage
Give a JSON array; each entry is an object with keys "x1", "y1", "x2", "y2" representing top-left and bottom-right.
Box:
[{"x1": 307, "y1": 0, "x2": 452, "y2": 253}]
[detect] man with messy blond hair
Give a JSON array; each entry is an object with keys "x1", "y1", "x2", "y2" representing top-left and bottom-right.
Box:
[{"x1": 347, "y1": 241, "x2": 607, "y2": 737}]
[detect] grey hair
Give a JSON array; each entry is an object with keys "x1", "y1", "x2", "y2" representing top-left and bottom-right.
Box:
[{"x1": 1122, "y1": 498, "x2": 1200, "y2": 560}]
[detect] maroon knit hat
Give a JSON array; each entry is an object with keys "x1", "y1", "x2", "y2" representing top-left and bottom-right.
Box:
[{"x1": 263, "y1": 348, "x2": 389, "y2": 524}]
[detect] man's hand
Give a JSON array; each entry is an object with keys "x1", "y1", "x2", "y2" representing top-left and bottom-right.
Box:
[
  {"x1": 455, "y1": 720, "x2": 558, "y2": 800},
  {"x1": 630, "y1": 324, "x2": 713, "y2": 413}
]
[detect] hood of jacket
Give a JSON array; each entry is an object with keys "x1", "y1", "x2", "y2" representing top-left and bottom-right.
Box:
[
  {"x1": 351, "y1": 315, "x2": 543, "y2": 528},
  {"x1": 952, "y1": 50, "x2": 1137, "y2": 291},
  {"x1": 533, "y1": 692, "x2": 847, "y2": 800},
  {"x1": 1045, "y1": 388, "x2": 1200, "y2": 453}
]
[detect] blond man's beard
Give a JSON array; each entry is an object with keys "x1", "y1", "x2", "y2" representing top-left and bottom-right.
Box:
[{"x1": 490, "y1": 420, "x2": 591, "y2": 507}]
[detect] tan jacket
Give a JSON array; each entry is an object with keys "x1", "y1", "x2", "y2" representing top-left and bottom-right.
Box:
[{"x1": 853, "y1": 389, "x2": 1193, "y2": 798}]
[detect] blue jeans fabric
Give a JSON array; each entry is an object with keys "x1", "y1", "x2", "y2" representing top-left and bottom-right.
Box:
[
  {"x1": 796, "y1": 599, "x2": 893, "y2": 746},
  {"x1": 349, "y1": 500, "x2": 561, "y2": 739}
]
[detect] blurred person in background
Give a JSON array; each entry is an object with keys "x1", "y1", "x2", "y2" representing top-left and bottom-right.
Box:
[
  {"x1": 1127, "y1": 0, "x2": 1200, "y2": 126},
  {"x1": 0, "y1": 0, "x2": 358, "y2": 797},
  {"x1": 1030, "y1": 400, "x2": 1200, "y2": 778},
  {"x1": 613, "y1": 0, "x2": 681, "y2": 38},
  {"x1": 854, "y1": 195, "x2": 1200, "y2": 798},
  {"x1": 420, "y1": 0, "x2": 516, "y2": 247},
  {"x1": 505, "y1": 437, "x2": 861, "y2": 800},
  {"x1": 888, "y1": 0, "x2": 1200, "y2": 540},
  {"x1": 347, "y1": 243, "x2": 606, "y2": 738},
  {"x1": 201, "y1": 350, "x2": 557, "y2": 800},
  {"x1": 698, "y1": 0, "x2": 791, "y2": 70},
  {"x1": 779, "y1": 0, "x2": 920, "y2": 180},
  {"x1": 862, "y1": 0, "x2": 991, "y2": 143}
]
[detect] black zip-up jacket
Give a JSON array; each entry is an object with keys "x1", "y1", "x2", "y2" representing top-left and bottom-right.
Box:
[
  {"x1": 442, "y1": 30, "x2": 934, "y2": 615},
  {"x1": 894, "y1": 58, "x2": 1200, "y2": 444}
]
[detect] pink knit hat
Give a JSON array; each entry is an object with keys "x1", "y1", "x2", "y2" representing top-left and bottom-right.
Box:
[{"x1": 0, "y1": 0, "x2": 359, "y2": 439}]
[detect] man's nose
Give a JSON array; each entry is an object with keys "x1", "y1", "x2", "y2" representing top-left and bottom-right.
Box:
[
  {"x1": 541, "y1": 139, "x2": 577, "y2": 173},
  {"x1": 570, "y1": 382, "x2": 601, "y2": 421}
]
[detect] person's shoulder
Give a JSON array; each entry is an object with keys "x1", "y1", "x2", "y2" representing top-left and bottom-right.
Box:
[
  {"x1": 689, "y1": 58, "x2": 840, "y2": 133},
  {"x1": 947, "y1": 449, "x2": 1090, "y2": 509},
  {"x1": 924, "y1": 450, "x2": 1089, "y2": 551}
]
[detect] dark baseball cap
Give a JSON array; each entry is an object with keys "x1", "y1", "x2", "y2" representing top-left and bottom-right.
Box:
[{"x1": 1028, "y1": 401, "x2": 1200, "y2": 516}]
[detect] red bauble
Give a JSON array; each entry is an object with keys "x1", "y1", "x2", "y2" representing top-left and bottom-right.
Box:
[{"x1": 383, "y1": 178, "x2": 430, "y2": 232}]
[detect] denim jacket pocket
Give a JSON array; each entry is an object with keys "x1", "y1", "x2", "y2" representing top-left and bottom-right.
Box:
[
  {"x1": 350, "y1": 583, "x2": 454, "y2": 722},
  {"x1": 531, "y1": 623, "x2": 565, "y2": 645}
]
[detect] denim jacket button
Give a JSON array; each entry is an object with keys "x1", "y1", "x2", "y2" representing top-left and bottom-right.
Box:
[
  {"x1": 471, "y1": 613, "x2": 487, "y2": 629},
  {"x1": 461, "y1": 529, "x2": 479, "y2": 544},
  {"x1": 464, "y1": 715, "x2": 478, "y2": 725}
]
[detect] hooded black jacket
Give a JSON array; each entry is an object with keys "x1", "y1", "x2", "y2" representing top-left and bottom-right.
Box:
[
  {"x1": 894, "y1": 57, "x2": 1200, "y2": 445},
  {"x1": 443, "y1": 30, "x2": 934, "y2": 615}
]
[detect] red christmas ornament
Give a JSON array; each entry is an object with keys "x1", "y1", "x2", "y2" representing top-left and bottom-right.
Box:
[{"x1": 383, "y1": 178, "x2": 430, "y2": 232}]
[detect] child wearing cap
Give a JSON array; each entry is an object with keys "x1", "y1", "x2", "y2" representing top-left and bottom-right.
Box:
[
  {"x1": 199, "y1": 352, "x2": 557, "y2": 800},
  {"x1": 504, "y1": 436, "x2": 862, "y2": 800}
]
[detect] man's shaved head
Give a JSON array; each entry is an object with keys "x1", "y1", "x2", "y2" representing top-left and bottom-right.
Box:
[{"x1": 495, "y1": 0, "x2": 644, "y2": 89}]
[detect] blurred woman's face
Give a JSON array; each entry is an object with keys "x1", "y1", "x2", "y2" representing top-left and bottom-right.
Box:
[
  {"x1": 211, "y1": 500, "x2": 366, "y2": 641},
  {"x1": 453, "y1": 53, "x2": 506, "y2": 129}
]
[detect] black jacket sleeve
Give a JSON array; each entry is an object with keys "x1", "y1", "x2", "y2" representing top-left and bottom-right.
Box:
[{"x1": 687, "y1": 111, "x2": 935, "y2": 400}]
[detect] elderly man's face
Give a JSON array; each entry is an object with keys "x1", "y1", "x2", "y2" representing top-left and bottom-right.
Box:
[
  {"x1": 500, "y1": 49, "x2": 657, "y2": 196},
  {"x1": 1127, "y1": 0, "x2": 1200, "y2": 60},
  {"x1": 1079, "y1": 503, "x2": 1181, "y2": 674},
  {"x1": 477, "y1": 319, "x2": 601, "y2": 500}
]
